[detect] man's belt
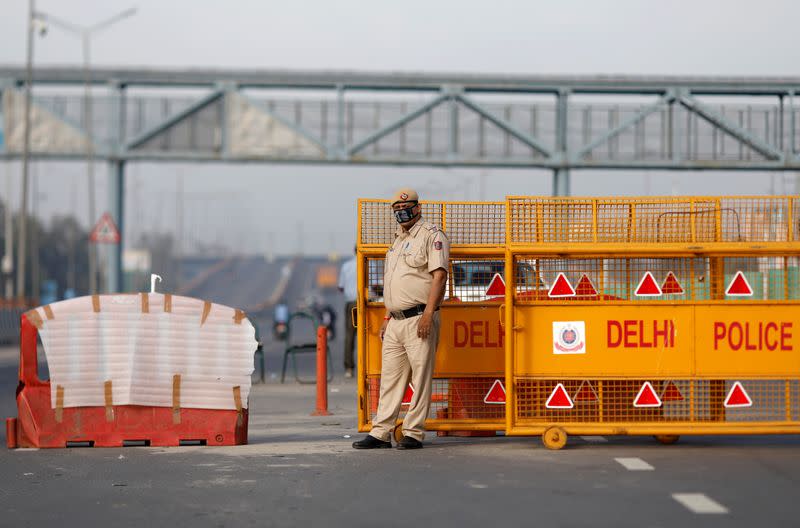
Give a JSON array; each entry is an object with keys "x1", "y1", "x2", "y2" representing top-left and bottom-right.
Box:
[{"x1": 389, "y1": 304, "x2": 438, "y2": 320}]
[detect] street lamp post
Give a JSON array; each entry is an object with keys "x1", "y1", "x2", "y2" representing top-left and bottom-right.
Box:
[
  {"x1": 32, "y1": 7, "x2": 136, "y2": 295},
  {"x1": 16, "y1": 0, "x2": 35, "y2": 301}
]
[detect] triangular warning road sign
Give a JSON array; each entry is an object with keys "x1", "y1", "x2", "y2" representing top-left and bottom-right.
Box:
[
  {"x1": 575, "y1": 274, "x2": 598, "y2": 297},
  {"x1": 485, "y1": 273, "x2": 506, "y2": 297},
  {"x1": 483, "y1": 379, "x2": 506, "y2": 404},
  {"x1": 661, "y1": 272, "x2": 685, "y2": 295},
  {"x1": 723, "y1": 381, "x2": 753, "y2": 408},
  {"x1": 545, "y1": 383, "x2": 574, "y2": 409},
  {"x1": 635, "y1": 272, "x2": 662, "y2": 297},
  {"x1": 633, "y1": 381, "x2": 662, "y2": 407},
  {"x1": 661, "y1": 381, "x2": 684, "y2": 402},
  {"x1": 573, "y1": 380, "x2": 598, "y2": 402},
  {"x1": 401, "y1": 384, "x2": 415, "y2": 405},
  {"x1": 725, "y1": 271, "x2": 754, "y2": 297},
  {"x1": 89, "y1": 212, "x2": 121, "y2": 244},
  {"x1": 548, "y1": 273, "x2": 576, "y2": 298}
]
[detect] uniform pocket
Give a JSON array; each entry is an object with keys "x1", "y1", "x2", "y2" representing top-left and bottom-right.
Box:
[{"x1": 402, "y1": 241, "x2": 427, "y2": 268}]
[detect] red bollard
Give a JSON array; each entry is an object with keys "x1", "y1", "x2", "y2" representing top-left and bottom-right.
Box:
[
  {"x1": 6, "y1": 418, "x2": 17, "y2": 449},
  {"x1": 312, "y1": 326, "x2": 331, "y2": 416}
]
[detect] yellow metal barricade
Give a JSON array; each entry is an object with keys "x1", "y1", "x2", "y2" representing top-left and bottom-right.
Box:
[
  {"x1": 357, "y1": 200, "x2": 508, "y2": 438},
  {"x1": 357, "y1": 195, "x2": 800, "y2": 447},
  {"x1": 505, "y1": 196, "x2": 800, "y2": 448}
]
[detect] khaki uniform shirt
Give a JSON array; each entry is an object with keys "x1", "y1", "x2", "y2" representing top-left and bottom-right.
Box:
[{"x1": 383, "y1": 220, "x2": 450, "y2": 312}]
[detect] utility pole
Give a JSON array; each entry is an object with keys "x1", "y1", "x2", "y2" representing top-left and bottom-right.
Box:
[
  {"x1": 67, "y1": 182, "x2": 76, "y2": 293},
  {"x1": 84, "y1": 31, "x2": 97, "y2": 294},
  {"x1": 2, "y1": 162, "x2": 13, "y2": 299},
  {"x1": 176, "y1": 172, "x2": 183, "y2": 289},
  {"x1": 31, "y1": 163, "x2": 39, "y2": 300},
  {"x1": 16, "y1": 0, "x2": 35, "y2": 301}
]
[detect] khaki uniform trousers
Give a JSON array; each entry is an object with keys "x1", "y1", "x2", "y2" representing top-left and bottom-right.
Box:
[{"x1": 369, "y1": 312, "x2": 440, "y2": 442}]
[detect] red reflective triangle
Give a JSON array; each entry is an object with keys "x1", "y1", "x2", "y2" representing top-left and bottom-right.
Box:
[
  {"x1": 573, "y1": 380, "x2": 598, "y2": 402},
  {"x1": 483, "y1": 379, "x2": 506, "y2": 404},
  {"x1": 575, "y1": 275, "x2": 598, "y2": 297},
  {"x1": 401, "y1": 384, "x2": 415, "y2": 405},
  {"x1": 726, "y1": 271, "x2": 753, "y2": 296},
  {"x1": 89, "y1": 212, "x2": 121, "y2": 244},
  {"x1": 633, "y1": 381, "x2": 662, "y2": 407},
  {"x1": 724, "y1": 381, "x2": 753, "y2": 408},
  {"x1": 548, "y1": 273, "x2": 576, "y2": 298},
  {"x1": 661, "y1": 381, "x2": 684, "y2": 402},
  {"x1": 635, "y1": 272, "x2": 662, "y2": 297},
  {"x1": 485, "y1": 273, "x2": 506, "y2": 297},
  {"x1": 545, "y1": 383, "x2": 574, "y2": 409},
  {"x1": 661, "y1": 271, "x2": 685, "y2": 295}
]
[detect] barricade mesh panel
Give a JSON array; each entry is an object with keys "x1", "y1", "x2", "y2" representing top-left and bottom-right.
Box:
[
  {"x1": 514, "y1": 255, "x2": 800, "y2": 301},
  {"x1": 793, "y1": 197, "x2": 800, "y2": 242},
  {"x1": 366, "y1": 377, "x2": 506, "y2": 424},
  {"x1": 514, "y1": 378, "x2": 800, "y2": 424},
  {"x1": 359, "y1": 200, "x2": 504, "y2": 246},
  {"x1": 360, "y1": 200, "x2": 396, "y2": 245},
  {"x1": 507, "y1": 196, "x2": 797, "y2": 244},
  {"x1": 445, "y1": 203, "x2": 505, "y2": 245},
  {"x1": 448, "y1": 259, "x2": 506, "y2": 302},
  {"x1": 366, "y1": 257, "x2": 385, "y2": 303}
]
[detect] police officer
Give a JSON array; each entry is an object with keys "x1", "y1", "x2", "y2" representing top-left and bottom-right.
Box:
[{"x1": 353, "y1": 188, "x2": 449, "y2": 450}]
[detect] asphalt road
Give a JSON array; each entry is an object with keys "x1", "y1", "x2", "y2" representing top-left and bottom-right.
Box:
[
  {"x1": 1, "y1": 344, "x2": 800, "y2": 527},
  {"x1": 181, "y1": 255, "x2": 350, "y2": 381}
]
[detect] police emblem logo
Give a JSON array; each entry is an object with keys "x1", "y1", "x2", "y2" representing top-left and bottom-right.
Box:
[
  {"x1": 434, "y1": 241, "x2": 443, "y2": 250},
  {"x1": 400, "y1": 192, "x2": 408, "y2": 200},
  {"x1": 561, "y1": 327, "x2": 577, "y2": 345},
  {"x1": 552, "y1": 321, "x2": 586, "y2": 354}
]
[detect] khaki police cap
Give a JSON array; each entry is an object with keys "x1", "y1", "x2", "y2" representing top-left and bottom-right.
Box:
[{"x1": 391, "y1": 188, "x2": 419, "y2": 205}]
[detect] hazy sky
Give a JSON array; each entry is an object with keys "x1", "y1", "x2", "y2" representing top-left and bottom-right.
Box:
[{"x1": 1, "y1": 0, "x2": 799, "y2": 256}]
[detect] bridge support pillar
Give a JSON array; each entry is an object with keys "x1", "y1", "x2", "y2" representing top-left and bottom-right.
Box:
[
  {"x1": 553, "y1": 89, "x2": 571, "y2": 197},
  {"x1": 553, "y1": 168, "x2": 570, "y2": 197}
]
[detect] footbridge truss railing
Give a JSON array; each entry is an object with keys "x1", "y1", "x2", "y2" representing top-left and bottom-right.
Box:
[{"x1": 3, "y1": 67, "x2": 800, "y2": 189}]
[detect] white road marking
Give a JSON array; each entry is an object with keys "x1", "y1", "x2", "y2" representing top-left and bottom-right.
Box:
[
  {"x1": 265, "y1": 464, "x2": 323, "y2": 468},
  {"x1": 580, "y1": 436, "x2": 608, "y2": 443},
  {"x1": 672, "y1": 493, "x2": 728, "y2": 514},
  {"x1": 615, "y1": 457, "x2": 654, "y2": 471}
]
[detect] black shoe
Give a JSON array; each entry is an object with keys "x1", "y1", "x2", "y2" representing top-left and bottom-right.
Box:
[
  {"x1": 352, "y1": 435, "x2": 392, "y2": 449},
  {"x1": 396, "y1": 436, "x2": 423, "y2": 449}
]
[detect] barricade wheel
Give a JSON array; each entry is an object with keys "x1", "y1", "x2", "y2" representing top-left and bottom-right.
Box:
[
  {"x1": 393, "y1": 424, "x2": 404, "y2": 444},
  {"x1": 542, "y1": 427, "x2": 568, "y2": 450},
  {"x1": 654, "y1": 434, "x2": 680, "y2": 445}
]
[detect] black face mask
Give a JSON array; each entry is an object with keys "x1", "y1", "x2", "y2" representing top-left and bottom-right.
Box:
[{"x1": 393, "y1": 203, "x2": 419, "y2": 224}]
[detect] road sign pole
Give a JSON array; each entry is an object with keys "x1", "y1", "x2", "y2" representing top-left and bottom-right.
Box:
[{"x1": 105, "y1": 160, "x2": 124, "y2": 293}]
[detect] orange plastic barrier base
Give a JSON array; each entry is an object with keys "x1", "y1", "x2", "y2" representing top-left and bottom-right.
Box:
[{"x1": 7, "y1": 314, "x2": 248, "y2": 449}]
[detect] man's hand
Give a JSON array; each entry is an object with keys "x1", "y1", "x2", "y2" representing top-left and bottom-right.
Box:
[
  {"x1": 417, "y1": 311, "x2": 434, "y2": 339},
  {"x1": 380, "y1": 318, "x2": 390, "y2": 341}
]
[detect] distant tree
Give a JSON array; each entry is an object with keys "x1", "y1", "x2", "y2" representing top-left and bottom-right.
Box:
[
  {"x1": 40, "y1": 214, "x2": 90, "y2": 296},
  {"x1": 1, "y1": 196, "x2": 90, "y2": 300}
]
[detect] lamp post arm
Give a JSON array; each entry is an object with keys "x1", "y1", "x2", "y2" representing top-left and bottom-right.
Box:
[
  {"x1": 32, "y1": 10, "x2": 82, "y2": 34},
  {"x1": 89, "y1": 7, "x2": 137, "y2": 34}
]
